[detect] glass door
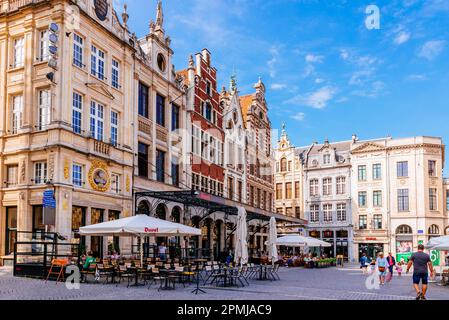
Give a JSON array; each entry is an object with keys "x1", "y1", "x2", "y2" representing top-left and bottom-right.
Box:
[{"x1": 6, "y1": 207, "x2": 18, "y2": 255}]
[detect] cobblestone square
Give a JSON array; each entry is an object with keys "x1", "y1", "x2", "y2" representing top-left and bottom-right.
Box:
[{"x1": 1, "y1": 265, "x2": 448, "y2": 300}]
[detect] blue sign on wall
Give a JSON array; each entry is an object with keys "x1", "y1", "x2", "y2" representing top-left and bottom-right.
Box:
[
  {"x1": 43, "y1": 189, "x2": 56, "y2": 208},
  {"x1": 418, "y1": 230, "x2": 424, "y2": 234}
]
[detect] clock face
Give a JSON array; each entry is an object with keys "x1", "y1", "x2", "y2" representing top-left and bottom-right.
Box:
[{"x1": 94, "y1": 0, "x2": 109, "y2": 21}]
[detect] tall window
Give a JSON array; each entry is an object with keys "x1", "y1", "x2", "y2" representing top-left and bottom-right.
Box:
[
  {"x1": 138, "y1": 142, "x2": 148, "y2": 177},
  {"x1": 358, "y1": 165, "x2": 367, "y2": 181},
  {"x1": 280, "y1": 158, "x2": 287, "y2": 172},
  {"x1": 73, "y1": 33, "x2": 84, "y2": 68},
  {"x1": 72, "y1": 164, "x2": 83, "y2": 187},
  {"x1": 373, "y1": 163, "x2": 382, "y2": 180},
  {"x1": 90, "y1": 45, "x2": 105, "y2": 80},
  {"x1": 11, "y1": 95, "x2": 23, "y2": 134},
  {"x1": 337, "y1": 203, "x2": 346, "y2": 222},
  {"x1": 39, "y1": 30, "x2": 49, "y2": 61},
  {"x1": 206, "y1": 80, "x2": 212, "y2": 96},
  {"x1": 336, "y1": 176, "x2": 346, "y2": 195},
  {"x1": 373, "y1": 190, "x2": 382, "y2": 207},
  {"x1": 323, "y1": 154, "x2": 331, "y2": 165},
  {"x1": 310, "y1": 205, "x2": 319, "y2": 222},
  {"x1": 111, "y1": 59, "x2": 120, "y2": 89},
  {"x1": 358, "y1": 191, "x2": 367, "y2": 207},
  {"x1": 309, "y1": 179, "x2": 319, "y2": 196},
  {"x1": 38, "y1": 89, "x2": 51, "y2": 130},
  {"x1": 192, "y1": 125, "x2": 201, "y2": 156},
  {"x1": 398, "y1": 189, "x2": 409, "y2": 211},
  {"x1": 6, "y1": 165, "x2": 18, "y2": 187},
  {"x1": 72, "y1": 92, "x2": 83, "y2": 134},
  {"x1": 13, "y1": 37, "x2": 24, "y2": 68},
  {"x1": 156, "y1": 149, "x2": 165, "y2": 183},
  {"x1": 323, "y1": 177, "x2": 332, "y2": 196},
  {"x1": 428, "y1": 160, "x2": 436, "y2": 177},
  {"x1": 171, "y1": 156, "x2": 179, "y2": 187},
  {"x1": 202, "y1": 102, "x2": 212, "y2": 122},
  {"x1": 156, "y1": 94, "x2": 165, "y2": 126},
  {"x1": 397, "y1": 161, "x2": 408, "y2": 177},
  {"x1": 111, "y1": 174, "x2": 120, "y2": 193},
  {"x1": 171, "y1": 104, "x2": 180, "y2": 131},
  {"x1": 110, "y1": 111, "x2": 118, "y2": 146},
  {"x1": 373, "y1": 214, "x2": 382, "y2": 229},
  {"x1": 446, "y1": 190, "x2": 449, "y2": 211},
  {"x1": 34, "y1": 162, "x2": 47, "y2": 184},
  {"x1": 276, "y1": 183, "x2": 283, "y2": 200},
  {"x1": 90, "y1": 101, "x2": 104, "y2": 141},
  {"x1": 359, "y1": 215, "x2": 367, "y2": 230},
  {"x1": 295, "y1": 181, "x2": 300, "y2": 199},
  {"x1": 285, "y1": 182, "x2": 292, "y2": 199},
  {"x1": 429, "y1": 188, "x2": 437, "y2": 210},
  {"x1": 138, "y1": 82, "x2": 149, "y2": 118},
  {"x1": 323, "y1": 204, "x2": 332, "y2": 222}
]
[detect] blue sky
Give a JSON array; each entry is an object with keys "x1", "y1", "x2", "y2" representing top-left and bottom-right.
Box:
[{"x1": 120, "y1": 0, "x2": 449, "y2": 173}]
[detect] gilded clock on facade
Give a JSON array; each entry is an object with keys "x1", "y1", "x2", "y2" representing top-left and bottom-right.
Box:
[
  {"x1": 88, "y1": 160, "x2": 110, "y2": 192},
  {"x1": 94, "y1": 0, "x2": 109, "y2": 21}
]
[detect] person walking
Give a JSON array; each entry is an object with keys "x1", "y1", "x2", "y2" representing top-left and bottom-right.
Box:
[
  {"x1": 376, "y1": 252, "x2": 388, "y2": 285},
  {"x1": 360, "y1": 252, "x2": 368, "y2": 274},
  {"x1": 386, "y1": 252, "x2": 396, "y2": 282},
  {"x1": 406, "y1": 244, "x2": 436, "y2": 300}
]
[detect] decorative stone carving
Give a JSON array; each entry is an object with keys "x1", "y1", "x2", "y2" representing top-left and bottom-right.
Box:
[
  {"x1": 48, "y1": 154, "x2": 55, "y2": 180},
  {"x1": 20, "y1": 159, "x2": 26, "y2": 184},
  {"x1": 88, "y1": 160, "x2": 111, "y2": 192},
  {"x1": 126, "y1": 175, "x2": 130, "y2": 193},
  {"x1": 64, "y1": 159, "x2": 70, "y2": 180}
]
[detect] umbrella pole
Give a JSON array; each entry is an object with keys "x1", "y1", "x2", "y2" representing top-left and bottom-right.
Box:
[{"x1": 140, "y1": 235, "x2": 143, "y2": 267}]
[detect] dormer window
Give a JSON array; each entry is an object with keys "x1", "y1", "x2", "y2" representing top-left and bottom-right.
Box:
[
  {"x1": 157, "y1": 53, "x2": 166, "y2": 72},
  {"x1": 323, "y1": 154, "x2": 331, "y2": 165}
]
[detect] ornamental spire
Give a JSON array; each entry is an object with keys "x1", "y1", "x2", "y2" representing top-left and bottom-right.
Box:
[{"x1": 155, "y1": 0, "x2": 164, "y2": 29}]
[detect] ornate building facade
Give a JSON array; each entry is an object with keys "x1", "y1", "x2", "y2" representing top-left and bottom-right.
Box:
[
  {"x1": 239, "y1": 79, "x2": 274, "y2": 213},
  {"x1": 351, "y1": 136, "x2": 448, "y2": 262},
  {"x1": 274, "y1": 124, "x2": 303, "y2": 220},
  {"x1": 301, "y1": 139, "x2": 354, "y2": 261},
  {"x1": 0, "y1": 0, "x2": 136, "y2": 263}
]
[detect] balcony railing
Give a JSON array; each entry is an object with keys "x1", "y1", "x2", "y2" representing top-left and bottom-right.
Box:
[
  {"x1": 1, "y1": 0, "x2": 47, "y2": 13},
  {"x1": 93, "y1": 140, "x2": 110, "y2": 156}
]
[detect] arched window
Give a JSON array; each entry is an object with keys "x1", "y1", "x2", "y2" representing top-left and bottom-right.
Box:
[
  {"x1": 280, "y1": 157, "x2": 287, "y2": 172},
  {"x1": 137, "y1": 200, "x2": 150, "y2": 216},
  {"x1": 171, "y1": 206, "x2": 181, "y2": 223},
  {"x1": 445, "y1": 226, "x2": 449, "y2": 236},
  {"x1": 428, "y1": 224, "x2": 440, "y2": 235},
  {"x1": 396, "y1": 225, "x2": 412, "y2": 234},
  {"x1": 155, "y1": 204, "x2": 166, "y2": 220}
]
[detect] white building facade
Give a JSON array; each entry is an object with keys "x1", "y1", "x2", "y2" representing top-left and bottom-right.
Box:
[{"x1": 351, "y1": 136, "x2": 448, "y2": 263}]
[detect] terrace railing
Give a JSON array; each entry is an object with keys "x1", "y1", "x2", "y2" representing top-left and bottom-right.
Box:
[{"x1": 1, "y1": 0, "x2": 47, "y2": 14}]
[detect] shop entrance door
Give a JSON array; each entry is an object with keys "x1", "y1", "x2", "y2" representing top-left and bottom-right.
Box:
[{"x1": 358, "y1": 243, "x2": 384, "y2": 260}]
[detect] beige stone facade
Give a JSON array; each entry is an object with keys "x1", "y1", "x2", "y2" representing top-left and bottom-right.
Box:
[{"x1": 351, "y1": 136, "x2": 448, "y2": 262}]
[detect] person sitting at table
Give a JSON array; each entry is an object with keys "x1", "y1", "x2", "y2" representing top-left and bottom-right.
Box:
[
  {"x1": 225, "y1": 250, "x2": 233, "y2": 266},
  {"x1": 110, "y1": 251, "x2": 120, "y2": 260}
]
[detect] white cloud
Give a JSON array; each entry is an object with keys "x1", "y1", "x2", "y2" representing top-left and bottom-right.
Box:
[
  {"x1": 352, "y1": 81, "x2": 385, "y2": 98},
  {"x1": 267, "y1": 46, "x2": 279, "y2": 78},
  {"x1": 418, "y1": 40, "x2": 446, "y2": 60},
  {"x1": 285, "y1": 86, "x2": 337, "y2": 109},
  {"x1": 340, "y1": 49, "x2": 349, "y2": 61},
  {"x1": 271, "y1": 83, "x2": 287, "y2": 90},
  {"x1": 406, "y1": 74, "x2": 427, "y2": 81},
  {"x1": 305, "y1": 54, "x2": 324, "y2": 63},
  {"x1": 394, "y1": 31, "x2": 411, "y2": 45},
  {"x1": 291, "y1": 112, "x2": 305, "y2": 121},
  {"x1": 315, "y1": 78, "x2": 324, "y2": 84}
]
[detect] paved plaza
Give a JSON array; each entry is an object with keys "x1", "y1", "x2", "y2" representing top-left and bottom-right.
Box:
[{"x1": 0, "y1": 264, "x2": 448, "y2": 300}]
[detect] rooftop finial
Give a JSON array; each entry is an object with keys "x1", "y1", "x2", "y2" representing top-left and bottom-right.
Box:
[
  {"x1": 188, "y1": 55, "x2": 194, "y2": 68},
  {"x1": 155, "y1": 0, "x2": 164, "y2": 29},
  {"x1": 122, "y1": 4, "x2": 129, "y2": 28}
]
